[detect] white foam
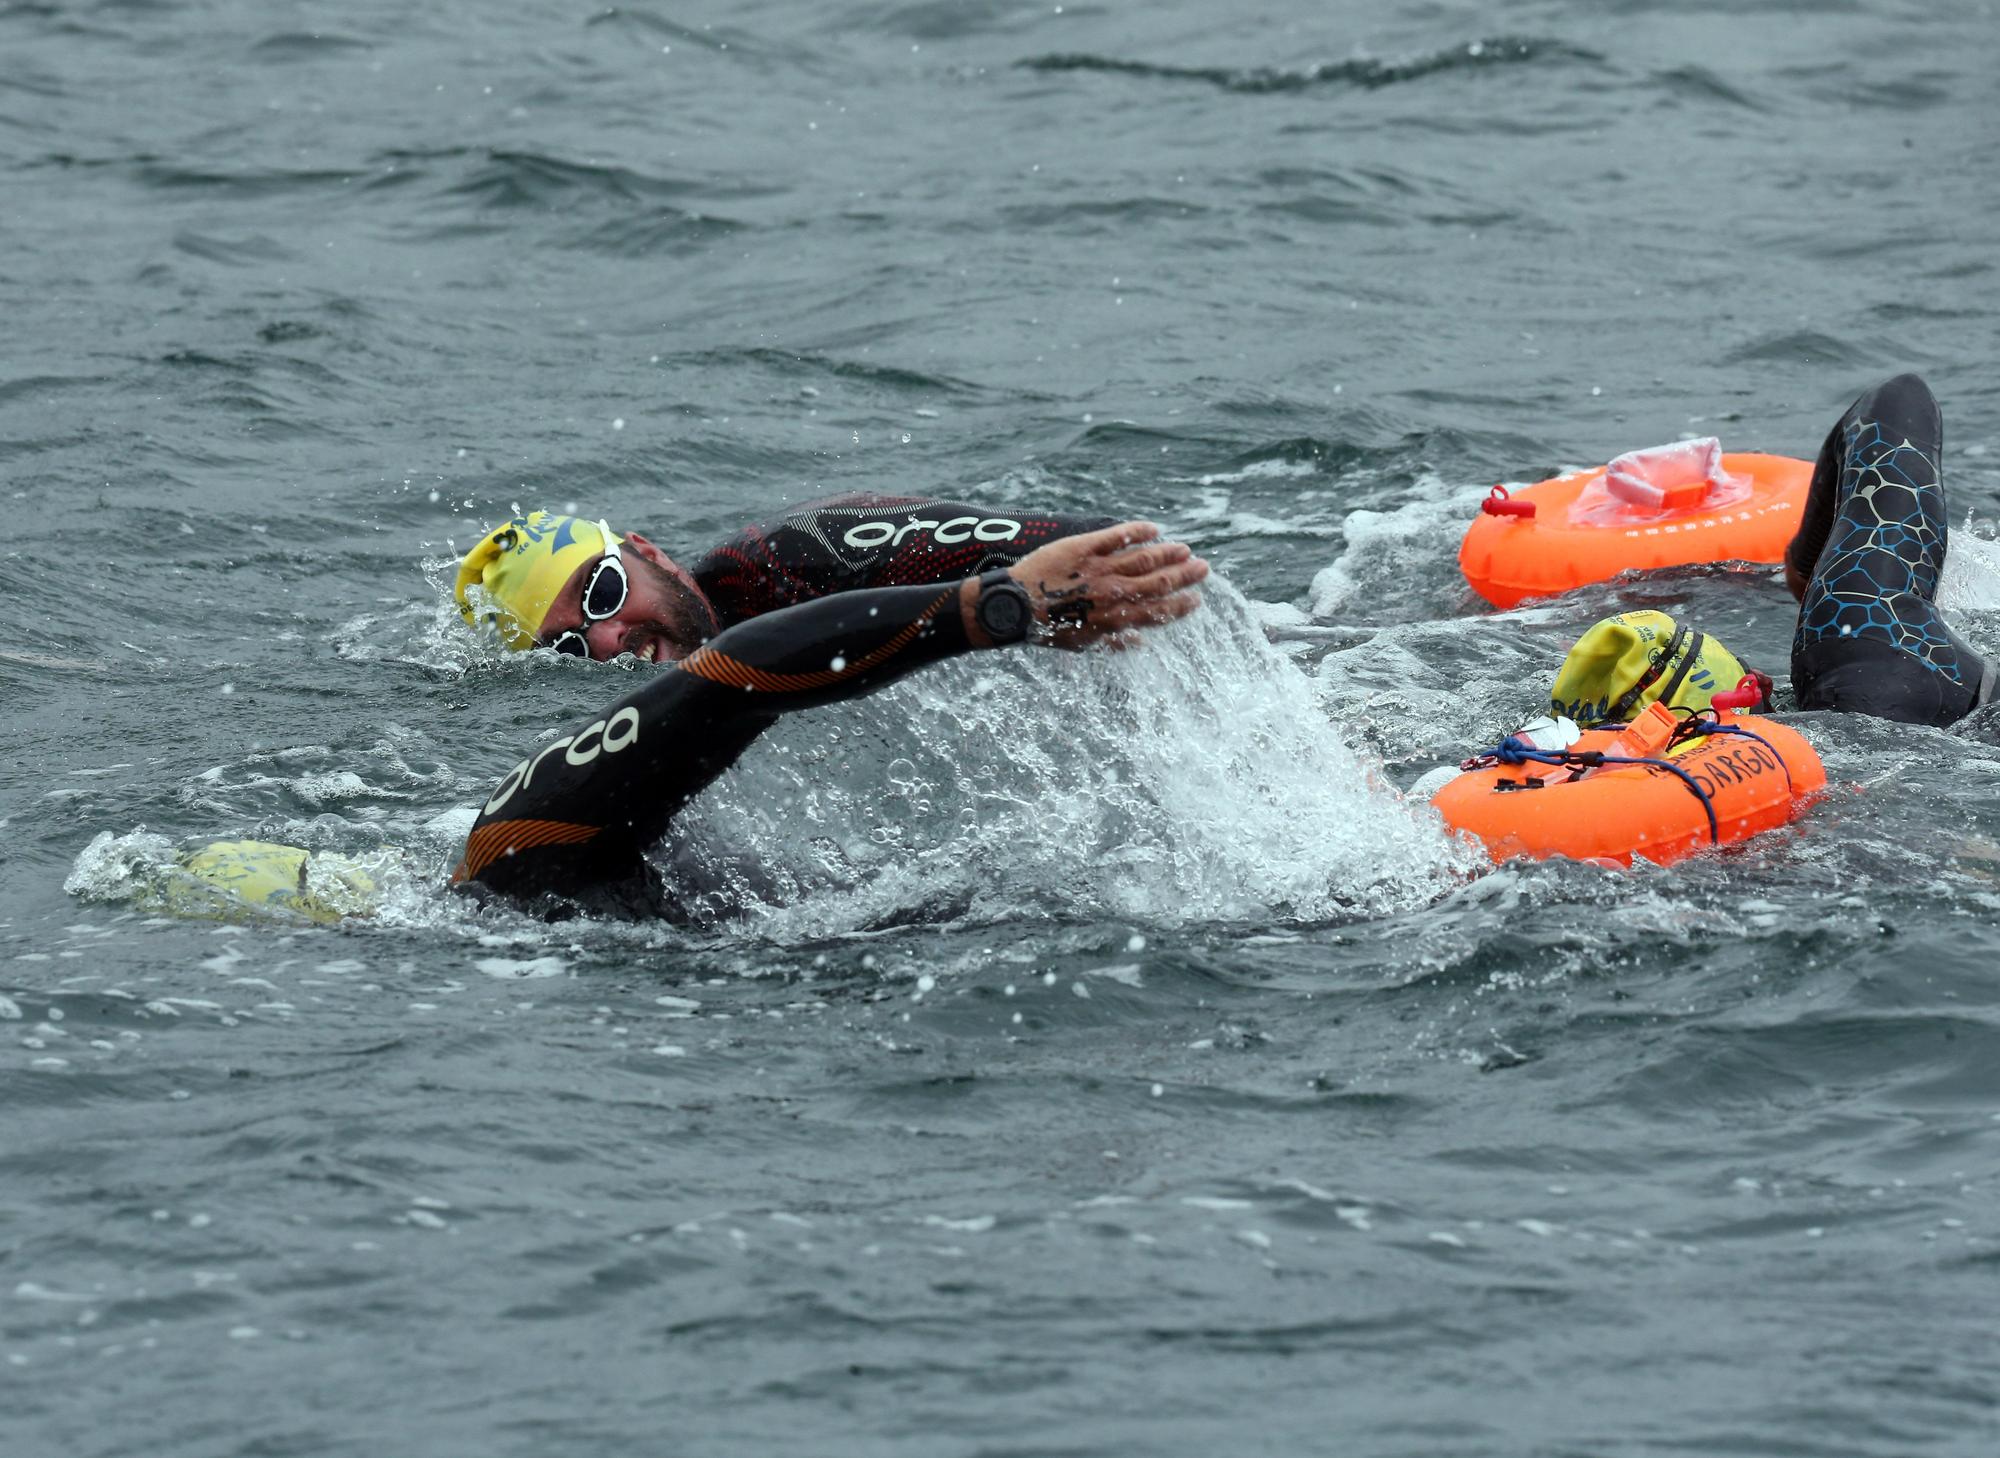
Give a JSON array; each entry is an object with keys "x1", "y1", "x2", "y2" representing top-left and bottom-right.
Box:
[
  {"x1": 293, "y1": 771, "x2": 374, "y2": 806},
  {"x1": 1938, "y1": 530, "x2": 2000, "y2": 616},
  {"x1": 1084, "y1": 964, "x2": 1144, "y2": 986},
  {"x1": 662, "y1": 583, "x2": 1471, "y2": 938},
  {"x1": 423, "y1": 805, "x2": 479, "y2": 842},
  {"x1": 923, "y1": 1214, "x2": 996, "y2": 1233},
  {"x1": 1310, "y1": 477, "x2": 1481, "y2": 618},
  {"x1": 474, "y1": 956, "x2": 568, "y2": 980},
  {"x1": 13, "y1": 1282, "x2": 95, "y2": 1303},
  {"x1": 1195, "y1": 459, "x2": 1320, "y2": 487}
]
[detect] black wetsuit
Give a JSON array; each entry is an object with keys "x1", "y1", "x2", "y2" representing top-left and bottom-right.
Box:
[
  {"x1": 690, "y1": 494, "x2": 1112, "y2": 626},
  {"x1": 1786, "y1": 373, "x2": 1991, "y2": 726},
  {"x1": 454, "y1": 579, "x2": 996, "y2": 915},
  {"x1": 455, "y1": 495, "x2": 1112, "y2": 913}
]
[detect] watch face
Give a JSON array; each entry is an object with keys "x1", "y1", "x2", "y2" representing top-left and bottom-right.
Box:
[{"x1": 980, "y1": 585, "x2": 1029, "y2": 641}]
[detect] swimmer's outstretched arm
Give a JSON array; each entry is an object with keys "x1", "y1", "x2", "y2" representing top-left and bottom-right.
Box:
[{"x1": 454, "y1": 523, "x2": 1207, "y2": 910}]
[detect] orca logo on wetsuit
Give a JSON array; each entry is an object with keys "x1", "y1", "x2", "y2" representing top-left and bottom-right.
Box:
[
  {"x1": 841, "y1": 516, "x2": 1022, "y2": 551},
  {"x1": 483, "y1": 706, "x2": 642, "y2": 816}
]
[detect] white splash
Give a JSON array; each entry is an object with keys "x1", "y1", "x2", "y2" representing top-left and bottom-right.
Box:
[
  {"x1": 63, "y1": 586, "x2": 1473, "y2": 943},
  {"x1": 1938, "y1": 530, "x2": 2000, "y2": 617},
  {"x1": 1310, "y1": 476, "x2": 1479, "y2": 618},
  {"x1": 663, "y1": 583, "x2": 1471, "y2": 937}
]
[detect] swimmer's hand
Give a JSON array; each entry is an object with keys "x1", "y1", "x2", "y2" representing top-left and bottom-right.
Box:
[{"x1": 989, "y1": 521, "x2": 1209, "y2": 650}]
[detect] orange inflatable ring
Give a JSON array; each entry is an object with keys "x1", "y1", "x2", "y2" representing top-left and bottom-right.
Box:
[
  {"x1": 1431, "y1": 708, "x2": 1825, "y2": 868},
  {"x1": 1459, "y1": 443, "x2": 1813, "y2": 610}
]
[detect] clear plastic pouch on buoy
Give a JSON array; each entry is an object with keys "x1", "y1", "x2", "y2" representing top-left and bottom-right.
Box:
[
  {"x1": 1567, "y1": 437, "x2": 1752, "y2": 525},
  {"x1": 1414, "y1": 714, "x2": 1582, "y2": 801},
  {"x1": 1510, "y1": 714, "x2": 1582, "y2": 753}
]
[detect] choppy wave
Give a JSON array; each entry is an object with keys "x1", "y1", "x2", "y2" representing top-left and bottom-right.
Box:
[
  {"x1": 1718, "y1": 329, "x2": 1889, "y2": 369},
  {"x1": 127, "y1": 159, "x2": 368, "y2": 196},
  {"x1": 1650, "y1": 63, "x2": 1767, "y2": 111},
  {"x1": 693, "y1": 346, "x2": 1022, "y2": 401},
  {"x1": 1018, "y1": 37, "x2": 1600, "y2": 94},
  {"x1": 248, "y1": 30, "x2": 374, "y2": 60},
  {"x1": 583, "y1": 6, "x2": 785, "y2": 61},
  {"x1": 443, "y1": 149, "x2": 733, "y2": 210}
]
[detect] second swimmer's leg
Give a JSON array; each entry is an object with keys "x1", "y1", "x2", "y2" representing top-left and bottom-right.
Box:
[
  {"x1": 1788, "y1": 373, "x2": 1991, "y2": 725},
  {"x1": 1783, "y1": 406, "x2": 1853, "y2": 602}
]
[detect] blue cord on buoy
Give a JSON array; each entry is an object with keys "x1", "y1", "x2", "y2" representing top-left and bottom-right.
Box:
[{"x1": 1469, "y1": 736, "x2": 1721, "y2": 843}]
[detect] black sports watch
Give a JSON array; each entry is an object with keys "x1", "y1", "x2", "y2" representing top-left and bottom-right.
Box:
[{"x1": 973, "y1": 569, "x2": 1034, "y2": 645}]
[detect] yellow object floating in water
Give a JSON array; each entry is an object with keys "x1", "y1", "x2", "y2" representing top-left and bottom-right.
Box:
[{"x1": 168, "y1": 840, "x2": 380, "y2": 925}]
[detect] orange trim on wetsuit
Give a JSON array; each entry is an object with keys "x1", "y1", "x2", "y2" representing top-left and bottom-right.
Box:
[
  {"x1": 453, "y1": 582, "x2": 972, "y2": 913},
  {"x1": 456, "y1": 817, "x2": 601, "y2": 884},
  {"x1": 677, "y1": 607, "x2": 939, "y2": 693}
]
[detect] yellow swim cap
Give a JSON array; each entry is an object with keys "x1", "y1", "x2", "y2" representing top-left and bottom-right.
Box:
[
  {"x1": 173, "y1": 841, "x2": 380, "y2": 925},
  {"x1": 454, "y1": 513, "x2": 623, "y2": 649},
  {"x1": 1550, "y1": 611, "x2": 1758, "y2": 726}
]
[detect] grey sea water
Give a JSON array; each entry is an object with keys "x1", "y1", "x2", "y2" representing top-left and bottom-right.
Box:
[{"x1": 6, "y1": 1, "x2": 2000, "y2": 1454}]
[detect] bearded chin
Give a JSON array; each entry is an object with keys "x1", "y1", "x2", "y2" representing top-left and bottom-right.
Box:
[{"x1": 659, "y1": 573, "x2": 720, "y2": 653}]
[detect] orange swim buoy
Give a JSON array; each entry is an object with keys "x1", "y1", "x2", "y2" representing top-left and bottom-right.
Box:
[
  {"x1": 1459, "y1": 439, "x2": 1812, "y2": 609},
  {"x1": 1430, "y1": 701, "x2": 1825, "y2": 867}
]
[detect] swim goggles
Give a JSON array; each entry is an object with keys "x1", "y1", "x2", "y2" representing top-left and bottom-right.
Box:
[{"x1": 545, "y1": 522, "x2": 627, "y2": 659}]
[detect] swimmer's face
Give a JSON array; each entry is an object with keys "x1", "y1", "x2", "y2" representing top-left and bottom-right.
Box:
[{"x1": 538, "y1": 531, "x2": 719, "y2": 664}]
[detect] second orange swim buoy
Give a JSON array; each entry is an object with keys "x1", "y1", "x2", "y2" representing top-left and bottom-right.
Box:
[
  {"x1": 1430, "y1": 698, "x2": 1826, "y2": 867},
  {"x1": 1459, "y1": 438, "x2": 1812, "y2": 609}
]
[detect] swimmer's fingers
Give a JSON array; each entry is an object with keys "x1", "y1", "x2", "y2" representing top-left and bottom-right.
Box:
[
  {"x1": 1009, "y1": 522, "x2": 1206, "y2": 649},
  {"x1": 1037, "y1": 585, "x2": 1203, "y2": 650},
  {"x1": 1098, "y1": 551, "x2": 1209, "y2": 601},
  {"x1": 1010, "y1": 522, "x2": 1179, "y2": 587},
  {"x1": 1079, "y1": 520, "x2": 1165, "y2": 554},
  {"x1": 1094, "y1": 586, "x2": 1204, "y2": 630},
  {"x1": 1101, "y1": 537, "x2": 1195, "y2": 578}
]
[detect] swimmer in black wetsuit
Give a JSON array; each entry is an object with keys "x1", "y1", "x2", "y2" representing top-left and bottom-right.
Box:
[
  {"x1": 1784, "y1": 373, "x2": 1993, "y2": 726},
  {"x1": 454, "y1": 494, "x2": 1114, "y2": 664},
  {"x1": 452, "y1": 521, "x2": 1208, "y2": 914}
]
